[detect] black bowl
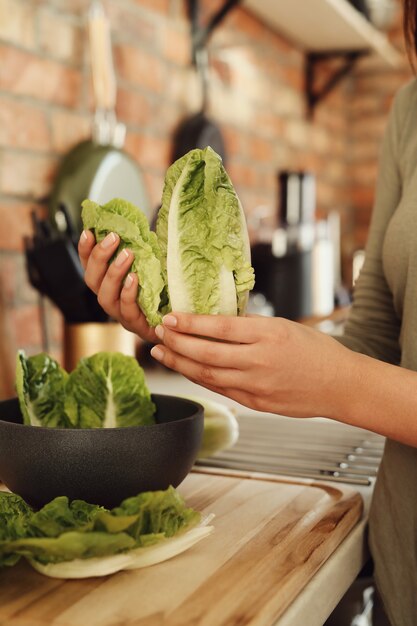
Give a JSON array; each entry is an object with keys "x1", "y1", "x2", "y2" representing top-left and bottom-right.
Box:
[{"x1": 0, "y1": 395, "x2": 203, "y2": 509}]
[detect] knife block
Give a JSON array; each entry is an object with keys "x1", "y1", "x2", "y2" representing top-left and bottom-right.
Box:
[{"x1": 63, "y1": 322, "x2": 136, "y2": 371}]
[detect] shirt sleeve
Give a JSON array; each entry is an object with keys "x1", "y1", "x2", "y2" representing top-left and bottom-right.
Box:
[{"x1": 336, "y1": 88, "x2": 406, "y2": 364}]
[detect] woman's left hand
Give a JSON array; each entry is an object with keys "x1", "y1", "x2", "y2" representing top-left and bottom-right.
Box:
[{"x1": 150, "y1": 313, "x2": 355, "y2": 418}]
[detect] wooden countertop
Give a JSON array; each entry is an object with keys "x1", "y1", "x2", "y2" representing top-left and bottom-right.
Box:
[{"x1": 0, "y1": 468, "x2": 363, "y2": 626}]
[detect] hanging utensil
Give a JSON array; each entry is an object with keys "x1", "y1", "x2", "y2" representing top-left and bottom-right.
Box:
[
  {"x1": 171, "y1": 44, "x2": 227, "y2": 163},
  {"x1": 49, "y1": 1, "x2": 151, "y2": 235}
]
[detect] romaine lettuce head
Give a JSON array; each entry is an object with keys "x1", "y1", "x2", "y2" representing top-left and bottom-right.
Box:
[
  {"x1": 16, "y1": 351, "x2": 70, "y2": 427},
  {"x1": 82, "y1": 147, "x2": 254, "y2": 326},
  {"x1": 82, "y1": 198, "x2": 166, "y2": 327},
  {"x1": 157, "y1": 146, "x2": 255, "y2": 316},
  {"x1": 64, "y1": 352, "x2": 156, "y2": 428}
]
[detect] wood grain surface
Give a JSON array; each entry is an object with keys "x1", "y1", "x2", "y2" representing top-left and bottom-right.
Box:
[{"x1": 0, "y1": 469, "x2": 363, "y2": 626}]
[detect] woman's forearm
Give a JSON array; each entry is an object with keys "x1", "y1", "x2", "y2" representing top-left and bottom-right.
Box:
[
  {"x1": 150, "y1": 312, "x2": 417, "y2": 449},
  {"x1": 337, "y1": 350, "x2": 417, "y2": 446}
]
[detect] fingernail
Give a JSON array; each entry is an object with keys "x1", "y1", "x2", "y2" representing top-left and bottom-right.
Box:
[
  {"x1": 124, "y1": 273, "x2": 134, "y2": 289},
  {"x1": 81, "y1": 230, "x2": 88, "y2": 242},
  {"x1": 151, "y1": 346, "x2": 164, "y2": 361},
  {"x1": 154, "y1": 325, "x2": 164, "y2": 340},
  {"x1": 162, "y1": 314, "x2": 177, "y2": 328},
  {"x1": 101, "y1": 232, "x2": 118, "y2": 249},
  {"x1": 115, "y1": 249, "x2": 130, "y2": 267}
]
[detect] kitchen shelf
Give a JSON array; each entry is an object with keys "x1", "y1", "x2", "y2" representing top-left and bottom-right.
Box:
[
  {"x1": 243, "y1": 0, "x2": 402, "y2": 111},
  {"x1": 244, "y1": 0, "x2": 402, "y2": 67}
]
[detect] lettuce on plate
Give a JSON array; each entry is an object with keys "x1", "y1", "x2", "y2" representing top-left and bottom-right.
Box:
[
  {"x1": 15, "y1": 351, "x2": 70, "y2": 427},
  {"x1": 81, "y1": 146, "x2": 255, "y2": 326},
  {"x1": 64, "y1": 352, "x2": 155, "y2": 428},
  {"x1": 0, "y1": 488, "x2": 213, "y2": 578}
]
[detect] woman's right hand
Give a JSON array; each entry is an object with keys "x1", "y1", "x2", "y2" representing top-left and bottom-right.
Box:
[{"x1": 78, "y1": 230, "x2": 158, "y2": 343}]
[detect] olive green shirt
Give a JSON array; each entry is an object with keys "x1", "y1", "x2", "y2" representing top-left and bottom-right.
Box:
[{"x1": 338, "y1": 79, "x2": 417, "y2": 626}]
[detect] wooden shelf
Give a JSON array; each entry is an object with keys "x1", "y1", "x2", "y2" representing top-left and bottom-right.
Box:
[{"x1": 244, "y1": 0, "x2": 402, "y2": 67}]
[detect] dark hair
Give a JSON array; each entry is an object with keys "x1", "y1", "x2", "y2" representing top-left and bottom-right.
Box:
[{"x1": 404, "y1": 0, "x2": 417, "y2": 61}]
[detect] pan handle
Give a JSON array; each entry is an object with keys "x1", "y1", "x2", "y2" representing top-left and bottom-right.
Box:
[
  {"x1": 195, "y1": 46, "x2": 209, "y2": 112},
  {"x1": 88, "y1": 1, "x2": 125, "y2": 147}
]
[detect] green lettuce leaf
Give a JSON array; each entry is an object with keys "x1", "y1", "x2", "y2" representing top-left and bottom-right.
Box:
[
  {"x1": 0, "y1": 531, "x2": 136, "y2": 565},
  {"x1": 82, "y1": 198, "x2": 166, "y2": 326},
  {"x1": 96, "y1": 486, "x2": 201, "y2": 546},
  {"x1": 156, "y1": 146, "x2": 255, "y2": 316},
  {"x1": 82, "y1": 147, "x2": 254, "y2": 325},
  {"x1": 15, "y1": 351, "x2": 70, "y2": 427},
  {"x1": 64, "y1": 352, "x2": 156, "y2": 428},
  {"x1": 27, "y1": 497, "x2": 104, "y2": 538}
]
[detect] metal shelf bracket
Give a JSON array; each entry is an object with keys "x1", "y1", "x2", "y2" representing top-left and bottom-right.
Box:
[
  {"x1": 186, "y1": 0, "x2": 241, "y2": 63},
  {"x1": 306, "y1": 49, "x2": 368, "y2": 115}
]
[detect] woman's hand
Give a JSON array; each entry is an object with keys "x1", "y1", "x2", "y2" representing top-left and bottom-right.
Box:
[
  {"x1": 78, "y1": 230, "x2": 157, "y2": 343},
  {"x1": 150, "y1": 312, "x2": 355, "y2": 418}
]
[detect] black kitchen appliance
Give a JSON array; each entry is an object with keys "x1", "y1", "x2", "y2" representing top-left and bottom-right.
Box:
[{"x1": 251, "y1": 171, "x2": 316, "y2": 320}]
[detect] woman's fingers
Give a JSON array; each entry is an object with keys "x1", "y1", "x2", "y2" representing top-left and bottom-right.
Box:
[
  {"x1": 155, "y1": 326, "x2": 251, "y2": 369},
  {"x1": 120, "y1": 274, "x2": 158, "y2": 343},
  {"x1": 78, "y1": 230, "x2": 96, "y2": 270},
  {"x1": 96, "y1": 248, "x2": 134, "y2": 319},
  {"x1": 150, "y1": 344, "x2": 242, "y2": 389},
  {"x1": 84, "y1": 232, "x2": 120, "y2": 294},
  {"x1": 162, "y1": 312, "x2": 260, "y2": 344}
]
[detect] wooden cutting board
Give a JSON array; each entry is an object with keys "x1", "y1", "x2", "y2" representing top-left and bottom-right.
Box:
[{"x1": 0, "y1": 468, "x2": 363, "y2": 626}]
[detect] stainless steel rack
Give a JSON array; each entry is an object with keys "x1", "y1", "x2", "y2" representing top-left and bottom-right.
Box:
[{"x1": 198, "y1": 414, "x2": 385, "y2": 486}]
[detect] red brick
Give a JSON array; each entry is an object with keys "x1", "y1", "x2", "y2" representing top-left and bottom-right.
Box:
[
  {"x1": 38, "y1": 9, "x2": 83, "y2": 65},
  {"x1": 249, "y1": 136, "x2": 274, "y2": 163},
  {"x1": 0, "y1": 203, "x2": 39, "y2": 251},
  {"x1": 284, "y1": 119, "x2": 311, "y2": 150},
  {"x1": 114, "y1": 44, "x2": 164, "y2": 93},
  {"x1": 160, "y1": 23, "x2": 190, "y2": 66},
  {"x1": 0, "y1": 45, "x2": 83, "y2": 107},
  {"x1": 351, "y1": 117, "x2": 388, "y2": 141},
  {"x1": 104, "y1": 2, "x2": 156, "y2": 45},
  {"x1": 354, "y1": 225, "x2": 372, "y2": 250},
  {"x1": 230, "y1": 8, "x2": 272, "y2": 43},
  {"x1": 351, "y1": 187, "x2": 375, "y2": 210},
  {"x1": 350, "y1": 162, "x2": 378, "y2": 186},
  {"x1": 227, "y1": 161, "x2": 258, "y2": 188},
  {"x1": 0, "y1": 153, "x2": 57, "y2": 198},
  {"x1": 0, "y1": 100, "x2": 51, "y2": 151},
  {"x1": 11, "y1": 304, "x2": 43, "y2": 350},
  {"x1": 0, "y1": 0, "x2": 35, "y2": 49},
  {"x1": 125, "y1": 132, "x2": 171, "y2": 172},
  {"x1": 48, "y1": 0, "x2": 90, "y2": 12},
  {"x1": 0, "y1": 253, "x2": 18, "y2": 303},
  {"x1": 221, "y1": 126, "x2": 245, "y2": 157},
  {"x1": 116, "y1": 88, "x2": 152, "y2": 127},
  {"x1": 132, "y1": 0, "x2": 170, "y2": 15},
  {"x1": 253, "y1": 111, "x2": 283, "y2": 137},
  {"x1": 50, "y1": 110, "x2": 91, "y2": 153}
]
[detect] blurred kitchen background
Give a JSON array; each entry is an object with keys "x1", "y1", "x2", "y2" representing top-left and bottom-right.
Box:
[{"x1": 0, "y1": 0, "x2": 412, "y2": 397}]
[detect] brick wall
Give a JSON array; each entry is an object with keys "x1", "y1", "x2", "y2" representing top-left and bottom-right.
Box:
[{"x1": 0, "y1": 0, "x2": 411, "y2": 394}]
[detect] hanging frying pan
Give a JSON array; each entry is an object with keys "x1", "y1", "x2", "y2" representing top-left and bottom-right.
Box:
[
  {"x1": 49, "y1": 1, "x2": 151, "y2": 235},
  {"x1": 171, "y1": 47, "x2": 227, "y2": 164}
]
